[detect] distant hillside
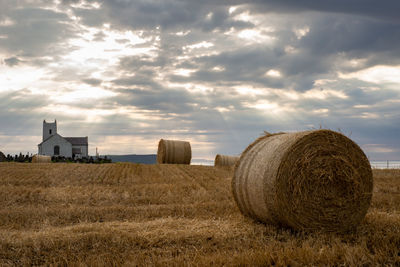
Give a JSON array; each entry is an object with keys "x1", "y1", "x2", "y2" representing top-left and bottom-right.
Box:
[{"x1": 106, "y1": 154, "x2": 157, "y2": 164}]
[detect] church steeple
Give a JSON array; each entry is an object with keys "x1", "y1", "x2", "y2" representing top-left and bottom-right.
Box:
[{"x1": 43, "y1": 120, "x2": 57, "y2": 141}]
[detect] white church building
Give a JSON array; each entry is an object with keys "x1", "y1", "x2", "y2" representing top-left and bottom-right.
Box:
[{"x1": 38, "y1": 120, "x2": 88, "y2": 158}]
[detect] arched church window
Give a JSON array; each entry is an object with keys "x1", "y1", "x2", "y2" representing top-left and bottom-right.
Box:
[{"x1": 54, "y1": 145, "x2": 60, "y2": 156}]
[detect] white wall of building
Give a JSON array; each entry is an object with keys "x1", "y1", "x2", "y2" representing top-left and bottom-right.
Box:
[
  {"x1": 40, "y1": 134, "x2": 72, "y2": 157},
  {"x1": 72, "y1": 145, "x2": 88, "y2": 158}
]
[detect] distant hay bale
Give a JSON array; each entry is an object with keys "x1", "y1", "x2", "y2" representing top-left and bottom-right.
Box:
[
  {"x1": 232, "y1": 129, "x2": 373, "y2": 232},
  {"x1": 32, "y1": 155, "x2": 51, "y2": 163},
  {"x1": 214, "y1": 154, "x2": 239, "y2": 167},
  {"x1": 0, "y1": 151, "x2": 5, "y2": 162},
  {"x1": 157, "y1": 139, "x2": 191, "y2": 164}
]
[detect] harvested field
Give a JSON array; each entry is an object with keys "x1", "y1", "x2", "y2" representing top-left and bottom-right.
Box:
[{"x1": 0, "y1": 163, "x2": 399, "y2": 266}]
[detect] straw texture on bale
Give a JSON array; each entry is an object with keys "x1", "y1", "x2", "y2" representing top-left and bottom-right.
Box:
[
  {"x1": 32, "y1": 155, "x2": 51, "y2": 163},
  {"x1": 157, "y1": 139, "x2": 191, "y2": 164},
  {"x1": 232, "y1": 130, "x2": 373, "y2": 232},
  {"x1": 214, "y1": 154, "x2": 239, "y2": 167},
  {"x1": 0, "y1": 151, "x2": 5, "y2": 162}
]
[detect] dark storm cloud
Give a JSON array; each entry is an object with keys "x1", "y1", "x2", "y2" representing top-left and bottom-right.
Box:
[
  {"x1": 167, "y1": 44, "x2": 328, "y2": 92},
  {"x1": 67, "y1": 0, "x2": 252, "y2": 32},
  {"x1": 82, "y1": 78, "x2": 102, "y2": 86},
  {"x1": 64, "y1": 0, "x2": 400, "y2": 91},
  {"x1": 164, "y1": 14, "x2": 400, "y2": 91},
  {"x1": 71, "y1": 8, "x2": 108, "y2": 28},
  {"x1": 168, "y1": 46, "x2": 287, "y2": 88},
  {"x1": 119, "y1": 55, "x2": 167, "y2": 70},
  {"x1": 93, "y1": 31, "x2": 107, "y2": 42},
  {"x1": 66, "y1": 0, "x2": 202, "y2": 29},
  {"x1": 0, "y1": 90, "x2": 50, "y2": 136},
  {"x1": 60, "y1": 0, "x2": 81, "y2": 5},
  {"x1": 198, "y1": 6, "x2": 254, "y2": 32},
  {"x1": 246, "y1": 0, "x2": 400, "y2": 22},
  {"x1": 99, "y1": 0, "x2": 215, "y2": 30},
  {"x1": 0, "y1": 5, "x2": 76, "y2": 60},
  {"x1": 113, "y1": 86, "x2": 196, "y2": 114},
  {"x1": 3, "y1": 56, "x2": 22, "y2": 66},
  {"x1": 57, "y1": 0, "x2": 400, "y2": 79},
  {"x1": 0, "y1": 89, "x2": 47, "y2": 111},
  {"x1": 112, "y1": 75, "x2": 164, "y2": 91},
  {"x1": 297, "y1": 14, "x2": 400, "y2": 64}
]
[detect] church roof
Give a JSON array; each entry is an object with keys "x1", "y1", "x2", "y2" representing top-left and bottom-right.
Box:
[
  {"x1": 38, "y1": 134, "x2": 88, "y2": 146},
  {"x1": 38, "y1": 133, "x2": 60, "y2": 146},
  {"x1": 64, "y1": 137, "x2": 88, "y2": 146}
]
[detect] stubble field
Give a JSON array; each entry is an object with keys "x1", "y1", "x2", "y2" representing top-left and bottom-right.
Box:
[{"x1": 0, "y1": 162, "x2": 399, "y2": 266}]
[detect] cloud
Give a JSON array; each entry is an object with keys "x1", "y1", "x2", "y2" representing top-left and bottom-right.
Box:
[
  {"x1": 0, "y1": 5, "x2": 77, "y2": 63},
  {"x1": 0, "y1": 89, "x2": 50, "y2": 137},
  {"x1": 246, "y1": 0, "x2": 400, "y2": 22},
  {"x1": 3, "y1": 56, "x2": 22, "y2": 66},
  {"x1": 82, "y1": 78, "x2": 103, "y2": 86},
  {"x1": 0, "y1": 0, "x2": 399, "y2": 160}
]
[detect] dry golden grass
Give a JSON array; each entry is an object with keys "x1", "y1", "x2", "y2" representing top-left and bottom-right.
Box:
[{"x1": 0, "y1": 163, "x2": 399, "y2": 266}]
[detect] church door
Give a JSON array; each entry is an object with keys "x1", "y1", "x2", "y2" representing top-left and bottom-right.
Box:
[{"x1": 54, "y1": 145, "x2": 60, "y2": 156}]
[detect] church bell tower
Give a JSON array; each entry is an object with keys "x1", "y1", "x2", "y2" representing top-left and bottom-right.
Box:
[{"x1": 43, "y1": 120, "x2": 57, "y2": 141}]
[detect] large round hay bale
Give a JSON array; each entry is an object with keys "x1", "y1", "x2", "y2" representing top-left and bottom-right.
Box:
[
  {"x1": 32, "y1": 155, "x2": 51, "y2": 163},
  {"x1": 232, "y1": 130, "x2": 373, "y2": 232},
  {"x1": 157, "y1": 139, "x2": 191, "y2": 164},
  {"x1": 214, "y1": 154, "x2": 239, "y2": 167},
  {"x1": 0, "y1": 151, "x2": 5, "y2": 162}
]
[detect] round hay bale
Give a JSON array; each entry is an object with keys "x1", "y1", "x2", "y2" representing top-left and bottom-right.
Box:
[
  {"x1": 157, "y1": 139, "x2": 191, "y2": 164},
  {"x1": 232, "y1": 129, "x2": 373, "y2": 232},
  {"x1": 32, "y1": 154, "x2": 51, "y2": 163},
  {"x1": 214, "y1": 154, "x2": 239, "y2": 167},
  {"x1": 0, "y1": 151, "x2": 5, "y2": 162}
]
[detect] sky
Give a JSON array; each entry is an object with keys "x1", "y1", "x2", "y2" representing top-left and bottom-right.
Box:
[{"x1": 0, "y1": 0, "x2": 400, "y2": 160}]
